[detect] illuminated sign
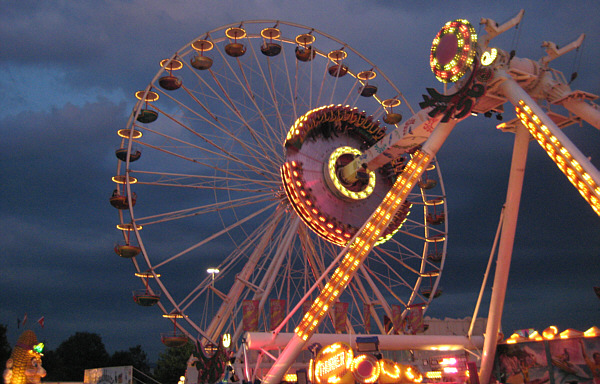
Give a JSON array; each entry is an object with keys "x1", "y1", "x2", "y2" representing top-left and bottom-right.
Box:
[{"x1": 314, "y1": 343, "x2": 354, "y2": 384}]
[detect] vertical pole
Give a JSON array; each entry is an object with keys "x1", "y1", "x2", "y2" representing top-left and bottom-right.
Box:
[{"x1": 479, "y1": 123, "x2": 529, "y2": 383}]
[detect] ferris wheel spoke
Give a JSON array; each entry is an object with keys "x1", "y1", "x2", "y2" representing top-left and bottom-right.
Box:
[
  {"x1": 146, "y1": 201, "x2": 278, "y2": 272},
  {"x1": 208, "y1": 45, "x2": 280, "y2": 160},
  {"x1": 245, "y1": 42, "x2": 289, "y2": 150},
  {"x1": 133, "y1": 193, "x2": 275, "y2": 226},
  {"x1": 145, "y1": 93, "x2": 278, "y2": 170},
  {"x1": 173, "y1": 71, "x2": 283, "y2": 173},
  {"x1": 132, "y1": 167, "x2": 279, "y2": 191},
  {"x1": 178, "y1": 61, "x2": 279, "y2": 161},
  {"x1": 362, "y1": 264, "x2": 409, "y2": 308},
  {"x1": 178, "y1": 214, "x2": 282, "y2": 313},
  {"x1": 297, "y1": 226, "x2": 328, "y2": 290},
  {"x1": 376, "y1": 238, "x2": 424, "y2": 267},
  {"x1": 132, "y1": 127, "x2": 280, "y2": 182},
  {"x1": 207, "y1": 209, "x2": 289, "y2": 340},
  {"x1": 315, "y1": 64, "x2": 328, "y2": 108},
  {"x1": 341, "y1": 77, "x2": 362, "y2": 108}
]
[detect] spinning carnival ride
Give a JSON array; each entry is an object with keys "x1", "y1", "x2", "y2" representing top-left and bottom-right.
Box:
[{"x1": 111, "y1": 14, "x2": 600, "y2": 384}]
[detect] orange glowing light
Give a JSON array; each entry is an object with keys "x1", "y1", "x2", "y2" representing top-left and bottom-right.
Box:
[
  {"x1": 160, "y1": 58, "x2": 184, "y2": 71},
  {"x1": 543, "y1": 326, "x2": 558, "y2": 339},
  {"x1": 117, "y1": 129, "x2": 143, "y2": 139},
  {"x1": 225, "y1": 27, "x2": 246, "y2": 40},
  {"x1": 260, "y1": 27, "x2": 281, "y2": 40},
  {"x1": 135, "y1": 90, "x2": 159, "y2": 102},
  {"x1": 191, "y1": 39, "x2": 214, "y2": 52},
  {"x1": 116, "y1": 223, "x2": 142, "y2": 231}
]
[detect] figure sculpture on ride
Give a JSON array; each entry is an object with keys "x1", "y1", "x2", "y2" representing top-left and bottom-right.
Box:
[{"x1": 4, "y1": 331, "x2": 46, "y2": 384}]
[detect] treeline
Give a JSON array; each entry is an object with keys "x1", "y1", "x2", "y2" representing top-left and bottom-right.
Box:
[{"x1": 0, "y1": 325, "x2": 194, "y2": 384}]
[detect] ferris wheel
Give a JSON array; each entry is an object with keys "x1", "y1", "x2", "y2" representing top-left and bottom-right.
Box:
[{"x1": 111, "y1": 20, "x2": 449, "y2": 351}]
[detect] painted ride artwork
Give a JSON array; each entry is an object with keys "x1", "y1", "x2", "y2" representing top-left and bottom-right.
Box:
[{"x1": 111, "y1": 12, "x2": 600, "y2": 384}]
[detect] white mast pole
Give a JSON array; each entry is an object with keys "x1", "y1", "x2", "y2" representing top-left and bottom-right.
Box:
[{"x1": 478, "y1": 122, "x2": 529, "y2": 384}]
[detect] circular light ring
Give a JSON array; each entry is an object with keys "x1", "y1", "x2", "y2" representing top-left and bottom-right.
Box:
[
  {"x1": 112, "y1": 175, "x2": 138, "y2": 184},
  {"x1": 378, "y1": 359, "x2": 402, "y2": 383},
  {"x1": 295, "y1": 33, "x2": 315, "y2": 45},
  {"x1": 135, "y1": 271, "x2": 161, "y2": 278},
  {"x1": 260, "y1": 27, "x2": 281, "y2": 39},
  {"x1": 135, "y1": 90, "x2": 159, "y2": 102},
  {"x1": 357, "y1": 70, "x2": 377, "y2": 81},
  {"x1": 327, "y1": 146, "x2": 375, "y2": 200},
  {"x1": 381, "y1": 98, "x2": 401, "y2": 108},
  {"x1": 117, "y1": 128, "x2": 142, "y2": 139},
  {"x1": 404, "y1": 365, "x2": 423, "y2": 383},
  {"x1": 352, "y1": 354, "x2": 380, "y2": 384},
  {"x1": 163, "y1": 312, "x2": 188, "y2": 319},
  {"x1": 191, "y1": 39, "x2": 214, "y2": 52},
  {"x1": 225, "y1": 27, "x2": 246, "y2": 39},
  {"x1": 116, "y1": 223, "x2": 142, "y2": 231},
  {"x1": 430, "y1": 19, "x2": 478, "y2": 83},
  {"x1": 425, "y1": 197, "x2": 444, "y2": 206},
  {"x1": 160, "y1": 58, "x2": 184, "y2": 71},
  {"x1": 328, "y1": 49, "x2": 347, "y2": 62}
]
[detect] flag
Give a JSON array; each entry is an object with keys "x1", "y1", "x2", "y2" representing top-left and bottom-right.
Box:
[
  {"x1": 363, "y1": 304, "x2": 371, "y2": 334},
  {"x1": 21, "y1": 314, "x2": 28, "y2": 327},
  {"x1": 334, "y1": 302, "x2": 349, "y2": 333},
  {"x1": 391, "y1": 305, "x2": 403, "y2": 334},
  {"x1": 269, "y1": 299, "x2": 286, "y2": 331},
  {"x1": 402, "y1": 306, "x2": 424, "y2": 335},
  {"x1": 384, "y1": 315, "x2": 392, "y2": 334},
  {"x1": 37, "y1": 317, "x2": 45, "y2": 328},
  {"x1": 242, "y1": 300, "x2": 259, "y2": 332}
]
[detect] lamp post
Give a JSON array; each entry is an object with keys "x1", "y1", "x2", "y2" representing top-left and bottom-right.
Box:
[
  {"x1": 207, "y1": 268, "x2": 220, "y2": 317},
  {"x1": 207, "y1": 268, "x2": 219, "y2": 285}
]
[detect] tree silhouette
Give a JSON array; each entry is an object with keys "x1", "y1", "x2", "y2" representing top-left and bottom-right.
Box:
[
  {"x1": 154, "y1": 342, "x2": 195, "y2": 384},
  {"x1": 0, "y1": 325, "x2": 11, "y2": 371},
  {"x1": 50, "y1": 332, "x2": 110, "y2": 381},
  {"x1": 109, "y1": 345, "x2": 151, "y2": 376}
]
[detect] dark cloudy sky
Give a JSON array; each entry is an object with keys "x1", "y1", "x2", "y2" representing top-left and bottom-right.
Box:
[{"x1": 1, "y1": 0, "x2": 599, "y2": 363}]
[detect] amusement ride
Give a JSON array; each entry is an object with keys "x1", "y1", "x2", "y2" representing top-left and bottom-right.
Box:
[{"x1": 111, "y1": 11, "x2": 600, "y2": 384}]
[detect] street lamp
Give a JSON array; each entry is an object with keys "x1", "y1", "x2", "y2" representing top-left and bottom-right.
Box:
[
  {"x1": 206, "y1": 268, "x2": 220, "y2": 318},
  {"x1": 207, "y1": 268, "x2": 220, "y2": 284}
]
